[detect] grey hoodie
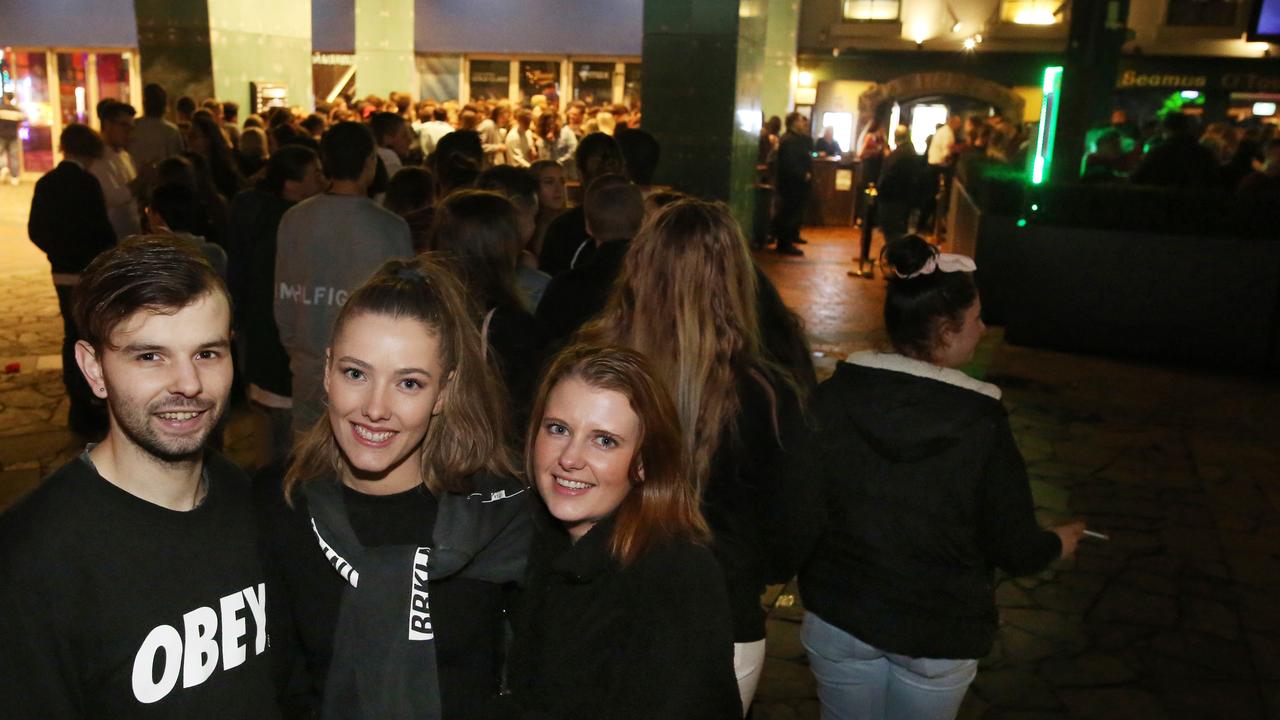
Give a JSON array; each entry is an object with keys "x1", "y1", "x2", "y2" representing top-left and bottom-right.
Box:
[{"x1": 273, "y1": 193, "x2": 412, "y2": 437}]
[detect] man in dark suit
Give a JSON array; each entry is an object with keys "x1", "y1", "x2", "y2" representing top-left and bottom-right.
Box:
[
  {"x1": 773, "y1": 112, "x2": 813, "y2": 257},
  {"x1": 28, "y1": 123, "x2": 117, "y2": 436}
]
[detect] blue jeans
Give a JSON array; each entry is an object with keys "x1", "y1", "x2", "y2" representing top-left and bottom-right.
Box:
[
  {"x1": 801, "y1": 612, "x2": 978, "y2": 720},
  {"x1": 0, "y1": 137, "x2": 19, "y2": 178}
]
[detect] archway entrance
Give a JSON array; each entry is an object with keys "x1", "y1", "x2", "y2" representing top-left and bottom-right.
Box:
[{"x1": 856, "y1": 71, "x2": 1028, "y2": 150}]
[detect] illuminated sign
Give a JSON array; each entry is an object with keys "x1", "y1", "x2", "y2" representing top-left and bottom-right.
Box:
[{"x1": 1031, "y1": 66, "x2": 1062, "y2": 186}]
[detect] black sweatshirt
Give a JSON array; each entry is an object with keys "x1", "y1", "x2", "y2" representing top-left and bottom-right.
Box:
[
  {"x1": 0, "y1": 451, "x2": 279, "y2": 719},
  {"x1": 256, "y1": 476, "x2": 529, "y2": 719},
  {"x1": 500, "y1": 511, "x2": 742, "y2": 720},
  {"x1": 765, "y1": 354, "x2": 1062, "y2": 659},
  {"x1": 27, "y1": 160, "x2": 117, "y2": 275},
  {"x1": 703, "y1": 369, "x2": 800, "y2": 643}
]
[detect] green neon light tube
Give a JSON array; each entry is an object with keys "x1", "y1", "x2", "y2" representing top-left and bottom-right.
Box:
[{"x1": 1032, "y1": 66, "x2": 1063, "y2": 185}]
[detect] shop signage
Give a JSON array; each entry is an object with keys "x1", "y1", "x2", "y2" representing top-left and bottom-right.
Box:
[
  {"x1": 1117, "y1": 70, "x2": 1207, "y2": 89},
  {"x1": 1117, "y1": 63, "x2": 1280, "y2": 92},
  {"x1": 1221, "y1": 73, "x2": 1280, "y2": 92}
]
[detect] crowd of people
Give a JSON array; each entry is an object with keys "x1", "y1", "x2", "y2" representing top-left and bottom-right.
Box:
[
  {"x1": 4, "y1": 80, "x2": 1087, "y2": 720},
  {"x1": 755, "y1": 107, "x2": 1280, "y2": 243}
]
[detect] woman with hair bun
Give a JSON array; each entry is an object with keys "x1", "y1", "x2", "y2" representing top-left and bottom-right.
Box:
[
  {"x1": 256, "y1": 255, "x2": 531, "y2": 719},
  {"x1": 768, "y1": 235, "x2": 1086, "y2": 720},
  {"x1": 498, "y1": 344, "x2": 741, "y2": 719}
]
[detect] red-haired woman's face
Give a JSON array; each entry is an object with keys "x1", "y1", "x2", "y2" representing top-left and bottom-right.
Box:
[{"x1": 533, "y1": 377, "x2": 640, "y2": 542}]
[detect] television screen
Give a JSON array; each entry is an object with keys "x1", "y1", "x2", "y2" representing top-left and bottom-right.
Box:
[{"x1": 1249, "y1": 0, "x2": 1280, "y2": 41}]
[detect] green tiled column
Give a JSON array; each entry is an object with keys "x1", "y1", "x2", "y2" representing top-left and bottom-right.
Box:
[
  {"x1": 643, "y1": 0, "x2": 774, "y2": 231},
  {"x1": 761, "y1": 0, "x2": 799, "y2": 120},
  {"x1": 135, "y1": 0, "x2": 312, "y2": 111},
  {"x1": 355, "y1": 0, "x2": 416, "y2": 101},
  {"x1": 209, "y1": 0, "x2": 314, "y2": 110}
]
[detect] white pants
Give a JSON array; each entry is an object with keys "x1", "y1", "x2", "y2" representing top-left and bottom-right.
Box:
[{"x1": 734, "y1": 639, "x2": 768, "y2": 715}]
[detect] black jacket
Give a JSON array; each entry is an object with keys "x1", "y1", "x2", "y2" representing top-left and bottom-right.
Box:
[
  {"x1": 535, "y1": 238, "x2": 629, "y2": 347},
  {"x1": 877, "y1": 145, "x2": 923, "y2": 203},
  {"x1": 256, "y1": 474, "x2": 531, "y2": 720},
  {"x1": 227, "y1": 189, "x2": 294, "y2": 397},
  {"x1": 703, "y1": 369, "x2": 800, "y2": 643},
  {"x1": 537, "y1": 206, "x2": 592, "y2": 277},
  {"x1": 767, "y1": 354, "x2": 1061, "y2": 659},
  {"x1": 775, "y1": 131, "x2": 813, "y2": 199},
  {"x1": 501, "y1": 511, "x2": 741, "y2": 719},
  {"x1": 28, "y1": 160, "x2": 116, "y2": 274}
]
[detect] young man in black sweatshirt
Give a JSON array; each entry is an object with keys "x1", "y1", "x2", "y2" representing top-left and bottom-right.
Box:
[{"x1": 0, "y1": 237, "x2": 279, "y2": 719}]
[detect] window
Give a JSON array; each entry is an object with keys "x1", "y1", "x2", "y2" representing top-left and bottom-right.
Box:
[
  {"x1": 842, "y1": 0, "x2": 900, "y2": 21},
  {"x1": 821, "y1": 112, "x2": 853, "y2": 153},
  {"x1": 1165, "y1": 0, "x2": 1241, "y2": 26},
  {"x1": 573, "y1": 62, "x2": 613, "y2": 105},
  {"x1": 1000, "y1": 0, "x2": 1062, "y2": 25},
  {"x1": 468, "y1": 60, "x2": 510, "y2": 102},
  {"x1": 518, "y1": 60, "x2": 559, "y2": 103},
  {"x1": 624, "y1": 64, "x2": 642, "y2": 108},
  {"x1": 96, "y1": 53, "x2": 131, "y2": 109}
]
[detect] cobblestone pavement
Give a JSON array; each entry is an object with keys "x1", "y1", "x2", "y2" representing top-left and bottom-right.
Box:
[
  {"x1": 2, "y1": 182, "x2": 1278, "y2": 718},
  {"x1": 754, "y1": 228, "x2": 1280, "y2": 720}
]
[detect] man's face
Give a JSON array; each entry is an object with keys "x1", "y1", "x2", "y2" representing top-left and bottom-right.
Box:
[
  {"x1": 284, "y1": 160, "x2": 327, "y2": 203},
  {"x1": 391, "y1": 124, "x2": 412, "y2": 157},
  {"x1": 77, "y1": 293, "x2": 233, "y2": 464},
  {"x1": 104, "y1": 114, "x2": 134, "y2": 150},
  {"x1": 796, "y1": 116, "x2": 810, "y2": 135},
  {"x1": 568, "y1": 107, "x2": 583, "y2": 125}
]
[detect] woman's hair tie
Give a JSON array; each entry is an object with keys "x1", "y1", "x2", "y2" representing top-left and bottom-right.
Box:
[
  {"x1": 888, "y1": 252, "x2": 977, "y2": 280},
  {"x1": 393, "y1": 265, "x2": 428, "y2": 284}
]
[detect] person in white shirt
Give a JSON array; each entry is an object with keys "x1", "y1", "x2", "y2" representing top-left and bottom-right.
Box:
[
  {"x1": 92, "y1": 101, "x2": 142, "y2": 240},
  {"x1": 927, "y1": 114, "x2": 963, "y2": 167},
  {"x1": 505, "y1": 109, "x2": 542, "y2": 168},
  {"x1": 479, "y1": 105, "x2": 512, "y2": 167},
  {"x1": 417, "y1": 107, "x2": 454, "y2": 158}
]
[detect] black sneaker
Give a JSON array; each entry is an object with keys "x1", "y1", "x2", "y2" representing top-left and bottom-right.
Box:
[
  {"x1": 794, "y1": 237, "x2": 808, "y2": 244},
  {"x1": 777, "y1": 244, "x2": 804, "y2": 256}
]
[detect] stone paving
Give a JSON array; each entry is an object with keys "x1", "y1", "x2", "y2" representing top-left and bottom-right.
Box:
[
  {"x1": 2, "y1": 179, "x2": 1279, "y2": 718},
  {"x1": 754, "y1": 229, "x2": 1280, "y2": 720}
]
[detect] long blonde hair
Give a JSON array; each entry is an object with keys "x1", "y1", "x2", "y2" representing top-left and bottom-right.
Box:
[
  {"x1": 578, "y1": 198, "x2": 773, "y2": 493},
  {"x1": 284, "y1": 254, "x2": 517, "y2": 500}
]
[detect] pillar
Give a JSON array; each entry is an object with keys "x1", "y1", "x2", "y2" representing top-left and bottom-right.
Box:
[
  {"x1": 135, "y1": 0, "x2": 313, "y2": 112},
  {"x1": 1052, "y1": 0, "x2": 1129, "y2": 182},
  {"x1": 760, "y1": 0, "x2": 800, "y2": 120},
  {"x1": 643, "y1": 0, "x2": 774, "y2": 230},
  {"x1": 355, "y1": 0, "x2": 416, "y2": 101}
]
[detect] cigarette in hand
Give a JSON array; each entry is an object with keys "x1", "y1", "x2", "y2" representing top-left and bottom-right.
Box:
[{"x1": 1083, "y1": 529, "x2": 1109, "y2": 541}]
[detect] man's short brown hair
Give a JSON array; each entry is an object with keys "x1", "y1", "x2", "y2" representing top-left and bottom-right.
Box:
[
  {"x1": 73, "y1": 236, "x2": 230, "y2": 351},
  {"x1": 585, "y1": 174, "x2": 644, "y2": 242}
]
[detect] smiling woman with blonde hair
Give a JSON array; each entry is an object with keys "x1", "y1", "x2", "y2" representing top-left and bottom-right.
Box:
[{"x1": 257, "y1": 255, "x2": 531, "y2": 719}]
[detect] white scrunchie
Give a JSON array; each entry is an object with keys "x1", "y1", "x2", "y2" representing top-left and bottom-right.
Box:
[{"x1": 893, "y1": 252, "x2": 977, "y2": 279}]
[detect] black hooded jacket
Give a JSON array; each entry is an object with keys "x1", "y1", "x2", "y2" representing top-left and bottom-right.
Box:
[{"x1": 766, "y1": 353, "x2": 1061, "y2": 659}]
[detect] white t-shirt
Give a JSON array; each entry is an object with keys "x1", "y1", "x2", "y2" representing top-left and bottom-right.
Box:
[
  {"x1": 91, "y1": 146, "x2": 141, "y2": 240},
  {"x1": 927, "y1": 124, "x2": 956, "y2": 167}
]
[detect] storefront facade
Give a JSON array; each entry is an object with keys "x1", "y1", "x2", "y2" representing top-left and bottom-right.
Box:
[
  {"x1": 0, "y1": 47, "x2": 141, "y2": 174},
  {"x1": 794, "y1": 0, "x2": 1278, "y2": 152}
]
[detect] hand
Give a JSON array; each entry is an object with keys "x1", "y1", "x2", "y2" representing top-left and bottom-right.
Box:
[{"x1": 1052, "y1": 521, "x2": 1086, "y2": 560}]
